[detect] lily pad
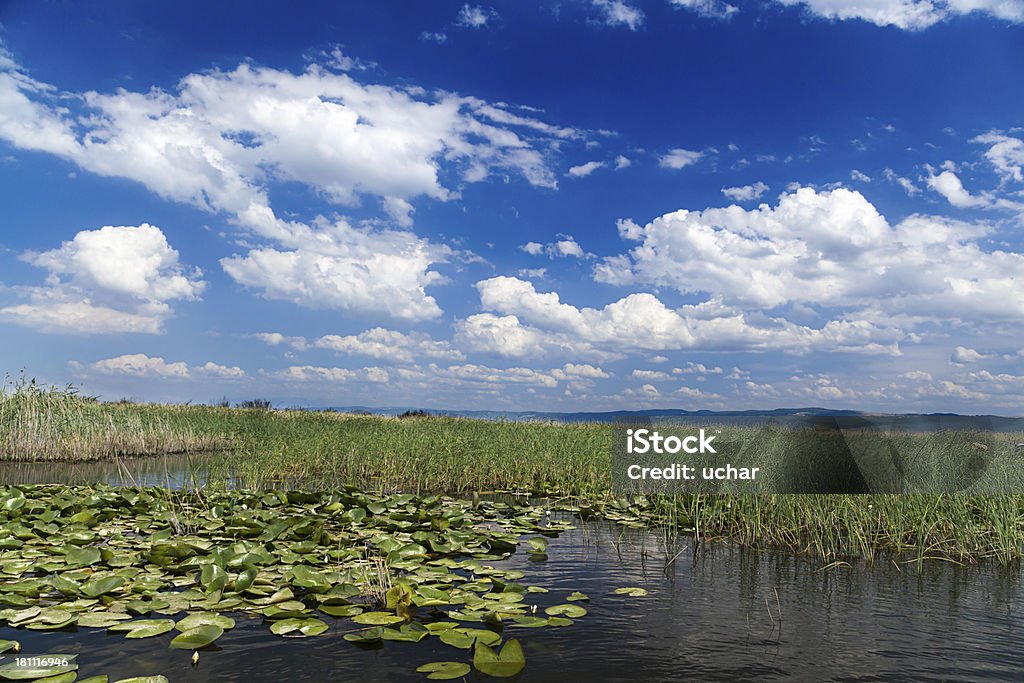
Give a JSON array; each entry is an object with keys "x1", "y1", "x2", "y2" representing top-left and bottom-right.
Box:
[
  {"x1": 81, "y1": 576, "x2": 125, "y2": 597},
  {"x1": 168, "y1": 624, "x2": 224, "y2": 650},
  {"x1": 343, "y1": 627, "x2": 384, "y2": 643},
  {"x1": 352, "y1": 611, "x2": 404, "y2": 626},
  {"x1": 473, "y1": 638, "x2": 526, "y2": 677},
  {"x1": 0, "y1": 655, "x2": 77, "y2": 680},
  {"x1": 175, "y1": 612, "x2": 235, "y2": 631},
  {"x1": 110, "y1": 619, "x2": 176, "y2": 639},
  {"x1": 31, "y1": 672, "x2": 77, "y2": 683},
  {"x1": 318, "y1": 604, "x2": 363, "y2": 618},
  {"x1": 78, "y1": 612, "x2": 133, "y2": 628},
  {"x1": 566, "y1": 591, "x2": 589, "y2": 601},
  {"x1": 544, "y1": 604, "x2": 587, "y2": 618},
  {"x1": 416, "y1": 661, "x2": 472, "y2": 680},
  {"x1": 613, "y1": 587, "x2": 649, "y2": 597},
  {"x1": 269, "y1": 617, "x2": 329, "y2": 637}
]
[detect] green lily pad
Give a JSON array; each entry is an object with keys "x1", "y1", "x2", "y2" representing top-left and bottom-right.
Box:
[
  {"x1": 613, "y1": 587, "x2": 648, "y2": 597},
  {"x1": 30, "y1": 672, "x2": 77, "y2": 683},
  {"x1": 25, "y1": 608, "x2": 74, "y2": 630},
  {"x1": 0, "y1": 640, "x2": 18, "y2": 654},
  {"x1": 439, "y1": 628, "x2": 502, "y2": 649},
  {"x1": 81, "y1": 576, "x2": 125, "y2": 597},
  {"x1": 64, "y1": 547, "x2": 102, "y2": 568},
  {"x1": 566, "y1": 592, "x2": 589, "y2": 601},
  {"x1": 168, "y1": 624, "x2": 224, "y2": 649},
  {"x1": 544, "y1": 604, "x2": 587, "y2": 618},
  {"x1": 110, "y1": 619, "x2": 176, "y2": 639},
  {"x1": 319, "y1": 604, "x2": 363, "y2": 618},
  {"x1": 175, "y1": 612, "x2": 235, "y2": 631},
  {"x1": 416, "y1": 662, "x2": 472, "y2": 680},
  {"x1": 352, "y1": 611, "x2": 404, "y2": 626},
  {"x1": 473, "y1": 638, "x2": 526, "y2": 677},
  {"x1": 380, "y1": 623, "x2": 429, "y2": 643},
  {"x1": 0, "y1": 655, "x2": 77, "y2": 679},
  {"x1": 111, "y1": 678, "x2": 169, "y2": 683},
  {"x1": 343, "y1": 627, "x2": 384, "y2": 643},
  {"x1": 78, "y1": 612, "x2": 133, "y2": 628},
  {"x1": 269, "y1": 617, "x2": 329, "y2": 637}
]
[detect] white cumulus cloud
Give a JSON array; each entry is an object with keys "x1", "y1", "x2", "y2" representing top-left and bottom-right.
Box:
[{"x1": 0, "y1": 224, "x2": 203, "y2": 334}]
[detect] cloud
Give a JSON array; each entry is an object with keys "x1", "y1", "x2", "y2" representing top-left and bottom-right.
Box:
[
  {"x1": 773, "y1": 0, "x2": 1024, "y2": 29},
  {"x1": 519, "y1": 235, "x2": 592, "y2": 259},
  {"x1": 591, "y1": 0, "x2": 646, "y2": 29},
  {"x1": 659, "y1": 148, "x2": 704, "y2": 169},
  {"x1": 25, "y1": 224, "x2": 203, "y2": 301},
  {"x1": 314, "y1": 328, "x2": 464, "y2": 363},
  {"x1": 321, "y1": 46, "x2": 375, "y2": 72},
  {"x1": 554, "y1": 363, "x2": 610, "y2": 379},
  {"x1": 614, "y1": 155, "x2": 631, "y2": 170},
  {"x1": 721, "y1": 181, "x2": 769, "y2": 201},
  {"x1": 632, "y1": 369, "x2": 671, "y2": 381},
  {"x1": 883, "y1": 168, "x2": 920, "y2": 196},
  {"x1": 457, "y1": 4, "x2": 498, "y2": 28},
  {"x1": 850, "y1": 169, "x2": 872, "y2": 183},
  {"x1": 473, "y1": 275, "x2": 903, "y2": 357},
  {"x1": 196, "y1": 362, "x2": 246, "y2": 378},
  {"x1": 674, "y1": 362, "x2": 726, "y2": 375},
  {"x1": 0, "y1": 224, "x2": 203, "y2": 334},
  {"x1": 973, "y1": 131, "x2": 1024, "y2": 183},
  {"x1": 0, "y1": 48, "x2": 575, "y2": 253},
  {"x1": 251, "y1": 332, "x2": 308, "y2": 350},
  {"x1": 924, "y1": 166, "x2": 1023, "y2": 211},
  {"x1": 0, "y1": 301, "x2": 173, "y2": 335},
  {"x1": 567, "y1": 160, "x2": 605, "y2": 177},
  {"x1": 951, "y1": 346, "x2": 987, "y2": 364},
  {"x1": 0, "y1": 47, "x2": 593, "y2": 323},
  {"x1": 455, "y1": 313, "x2": 552, "y2": 358},
  {"x1": 925, "y1": 169, "x2": 989, "y2": 208},
  {"x1": 88, "y1": 354, "x2": 192, "y2": 378},
  {"x1": 274, "y1": 365, "x2": 390, "y2": 384},
  {"x1": 220, "y1": 218, "x2": 451, "y2": 321},
  {"x1": 595, "y1": 187, "x2": 1024, "y2": 325},
  {"x1": 419, "y1": 31, "x2": 449, "y2": 44},
  {"x1": 76, "y1": 354, "x2": 246, "y2": 380},
  {"x1": 517, "y1": 267, "x2": 547, "y2": 278},
  {"x1": 668, "y1": 0, "x2": 739, "y2": 18}
]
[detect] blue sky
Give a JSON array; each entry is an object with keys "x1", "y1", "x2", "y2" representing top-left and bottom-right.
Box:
[{"x1": 1, "y1": 0, "x2": 1024, "y2": 414}]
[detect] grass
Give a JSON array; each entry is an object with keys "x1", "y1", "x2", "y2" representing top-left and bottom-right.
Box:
[
  {"x1": 0, "y1": 378, "x2": 234, "y2": 461},
  {"x1": 4, "y1": 380, "x2": 1024, "y2": 564}
]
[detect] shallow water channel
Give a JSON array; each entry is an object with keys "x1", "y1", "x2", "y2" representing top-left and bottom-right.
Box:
[{"x1": 1, "y1": 459, "x2": 1023, "y2": 681}]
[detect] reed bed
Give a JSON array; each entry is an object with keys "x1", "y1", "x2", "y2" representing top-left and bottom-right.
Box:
[{"x1": 0, "y1": 379, "x2": 234, "y2": 461}]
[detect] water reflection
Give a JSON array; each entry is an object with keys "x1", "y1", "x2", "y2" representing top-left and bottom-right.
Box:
[{"x1": 2, "y1": 517, "x2": 1022, "y2": 681}]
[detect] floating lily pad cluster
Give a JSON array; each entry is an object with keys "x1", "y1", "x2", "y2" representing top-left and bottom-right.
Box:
[{"x1": 0, "y1": 484, "x2": 647, "y2": 681}]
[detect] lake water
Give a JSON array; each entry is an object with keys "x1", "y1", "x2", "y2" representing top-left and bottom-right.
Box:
[
  {"x1": 3, "y1": 515, "x2": 1023, "y2": 681},
  {"x1": 0, "y1": 454, "x2": 233, "y2": 489}
]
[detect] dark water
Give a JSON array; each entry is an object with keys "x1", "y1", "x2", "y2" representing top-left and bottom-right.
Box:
[{"x1": 4, "y1": 518, "x2": 1024, "y2": 682}]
